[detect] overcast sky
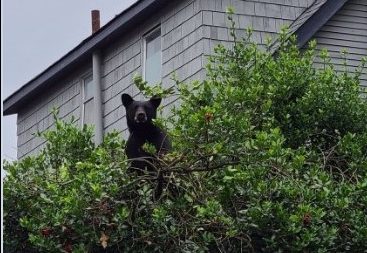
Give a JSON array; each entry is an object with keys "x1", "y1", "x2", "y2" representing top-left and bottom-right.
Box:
[{"x1": 2, "y1": 0, "x2": 137, "y2": 163}]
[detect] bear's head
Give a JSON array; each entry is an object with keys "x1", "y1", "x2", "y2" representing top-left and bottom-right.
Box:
[{"x1": 121, "y1": 93, "x2": 161, "y2": 128}]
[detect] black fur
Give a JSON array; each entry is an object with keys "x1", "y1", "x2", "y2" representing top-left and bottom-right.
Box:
[{"x1": 121, "y1": 93, "x2": 171, "y2": 199}]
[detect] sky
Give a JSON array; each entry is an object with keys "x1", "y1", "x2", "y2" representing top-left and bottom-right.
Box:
[{"x1": 2, "y1": 0, "x2": 138, "y2": 166}]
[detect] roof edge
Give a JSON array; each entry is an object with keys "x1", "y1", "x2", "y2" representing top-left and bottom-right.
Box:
[
  {"x1": 4, "y1": 0, "x2": 349, "y2": 115},
  {"x1": 295, "y1": 0, "x2": 348, "y2": 48},
  {"x1": 4, "y1": 0, "x2": 169, "y2": 115}
]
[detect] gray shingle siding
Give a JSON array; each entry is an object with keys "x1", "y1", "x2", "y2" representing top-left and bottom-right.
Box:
[
  {"x1": 14, "y1": 0, "x2": 311, "y2": 158},
  {"x1": 16, "y1": 66, "x2": 90, "y2": 159},
  {"x1": 107, "y1": 0, "x2": 312, "y2": 135},
  {"x1": 199, "y1": 0, "x2": 313, "y2": 59},
  {"x1": 102, "y1": 0, "x2": 200, "y2": 136},
  {"x1": 16, "y1": 0, "x2": 321, "y2": 158},
  {"x1": 310, "y1": 0, "x2": 367, "y2": 92}
]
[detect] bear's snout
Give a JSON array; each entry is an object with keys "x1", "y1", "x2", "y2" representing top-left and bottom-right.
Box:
[
  {"x1": 135, "y1": 111, "x2": 147, "y2": 123},
  {"x1": 136, "y1": 113, "x2": 147, "y2": 122}
]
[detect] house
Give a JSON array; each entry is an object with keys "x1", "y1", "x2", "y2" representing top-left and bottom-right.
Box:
[{"x1": 3, "y1": 0, "x2": 366, "y2": 160}]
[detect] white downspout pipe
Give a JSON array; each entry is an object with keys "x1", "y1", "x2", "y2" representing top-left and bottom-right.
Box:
[
  {"x1": 92, "y1": 50, "x2": 103, "y2": 145},
  {"x1": 91, "y1": 10, "x2": 103, "y2": 145}
]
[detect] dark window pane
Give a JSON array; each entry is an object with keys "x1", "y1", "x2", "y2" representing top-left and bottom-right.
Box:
[
  {"x1": 83, "y1": 98, "x2": 94, "y2": 125},
  {"x1": 84, "y1": 75, "x2": 94, "y2": 101}
]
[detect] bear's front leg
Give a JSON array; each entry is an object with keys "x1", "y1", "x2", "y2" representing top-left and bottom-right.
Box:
[
  {"x1": 148, "y1": 128, "x2": 171, "y2": 157},
  {"x1": 126, "y1": 132, "x2": 155, "y2": 173}
]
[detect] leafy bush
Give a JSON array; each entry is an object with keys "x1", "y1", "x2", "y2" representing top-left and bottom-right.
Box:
[{"x1": 4, "y1": 14, "x2": 367, "y2": 252}]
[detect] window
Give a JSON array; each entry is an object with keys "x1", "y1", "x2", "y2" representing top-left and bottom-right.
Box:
[
  {"x1": 82, "y1": 75, "x2": 94, "y2": 125},
  {"x1": 144, "y1": 27, "x2": 162, "y2": 84}
]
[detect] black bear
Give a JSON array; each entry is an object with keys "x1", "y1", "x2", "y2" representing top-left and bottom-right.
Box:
[{"x1": 121, "y1": 93, "x2": 171, "y2": 198}]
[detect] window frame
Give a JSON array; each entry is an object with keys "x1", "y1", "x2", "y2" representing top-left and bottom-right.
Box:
[
  {"x1": 142, "y1": 25, "x2": 162, "y2": 84},
  {"x1": 81, "y1": 74, "x2": 94, "y2": 126}
]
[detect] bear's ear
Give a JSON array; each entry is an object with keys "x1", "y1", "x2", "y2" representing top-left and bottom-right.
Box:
[
  {"x1": 121, "y1": 93, "x2": 134, "y2": 107},
  {"x1": 150, "y1": 96, "x2": 162, "y2": 108}
]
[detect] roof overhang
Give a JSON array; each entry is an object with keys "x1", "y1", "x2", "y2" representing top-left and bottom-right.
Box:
[
  {"x1": 3, "y1": 0, "x2": 169, "y2": 115},
  {"x1": 295, "y1": 0, "x2": 348, "y2": 48},
  {"x1": 4, "y1": 0, "x2": 349, "y2": 115}
]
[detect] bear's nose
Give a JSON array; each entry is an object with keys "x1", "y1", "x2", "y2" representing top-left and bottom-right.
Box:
[{"x1": 137, "y1": 113, "x2": 146, "y2": 122}]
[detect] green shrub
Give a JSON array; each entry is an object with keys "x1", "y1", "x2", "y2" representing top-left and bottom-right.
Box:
[{"x1": 4, "y1": 15, "x2": 367, "y2": 252}]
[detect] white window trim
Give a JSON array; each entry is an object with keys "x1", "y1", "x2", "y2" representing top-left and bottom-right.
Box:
[
  {"x1": 142, "y1": 25, "x2": 162, "y2": 83},
  {"x1": 81, "y1": 74, "x2": 93, "y2": 126}
]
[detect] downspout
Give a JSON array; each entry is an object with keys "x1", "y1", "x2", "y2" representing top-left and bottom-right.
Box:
[
  {"x1": 92, "y1": 10, "x2": 103, "y2": 145},
  {"x1": 92, "y1": 51, "x2": 103, "y2": 145}
]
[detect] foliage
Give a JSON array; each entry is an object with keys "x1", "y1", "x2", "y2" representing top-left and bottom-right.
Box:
[{"x1": 4, "y1": 14, "x2": 367, "y2": 252}]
